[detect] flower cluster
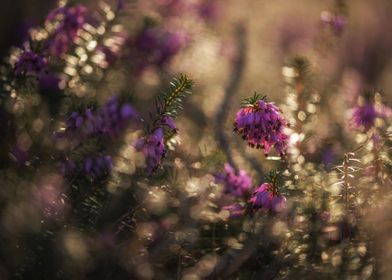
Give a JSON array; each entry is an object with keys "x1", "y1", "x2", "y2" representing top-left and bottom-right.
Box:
[
  {"x1": 135, "y1": 127, "x2": 167, "y2": 174},
  {"x1": 215, "y1": 163, "x2": 252, "y2": 197},
  {"x1": 130, "y1": 27, "x2": 188, "y2": 73},
  {"x1": 133, "y1": 113, "x2": 179, "y2": 174},
  {"x1": 59, "y1": 96, "x2": 138, "y2": 141},
  {"x1": 249, "y1": 183, "x2": 287, "y2": 213},
  {"x1": 234, "y1": 98, "x2": 289, "y2": 156},
  {"x1": 14, "y1": 50, "x2": 47, "y2": 76},
  {"x1": 351, "y1": 102, "x2": 391, "y2": 132},
  {"x1": 61, "y1": 155, "x2": 112, "y2": 179},
  {"x1": 99, "y1": 97, "x2": 138, "y2": 137},
  {"x1": 83, "y1": 155, "x2": 113, "y2": 177},
  {"x1": 46, "y1": 5, "x2": 87, "y2": 56}
]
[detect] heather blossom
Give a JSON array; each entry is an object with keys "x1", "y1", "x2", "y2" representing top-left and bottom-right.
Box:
[
  {"x1": 134, "y1": 114, "x2": 178, "y2": 174},
  {"x1": 351, "y1": 102, "x2": 391, "y2": 132},
  {"x1": 58, "y1": 96, "x2": 138, "y2": 141},
  {"x1": 161, "y1": 115, "x2": 178, "y2": 132},
  {"x1": 98, "y1": 96, "x2": 138, "y2": 137},
  {"x1": 130, "y1": 27, "x2": 188, "y2": 73},
  {"x1": 250, "y1": 183, "x2": 287, "y2": 213},
  {"x1": 135, "y1": 127, "x2": 166, "y2": 174},
  {"x1": 234, "y1": 96, "x2": 289, "y2": 156},
  {"x1": 45, "y1": 5, "x2": 87, "y2": 56},
  {"x1": 83, "y1": 155, "x2": 113, "y2": 177},
  {"x1": 61, "y1": 155, "x2": 112, "y2": 178},
  {"x1": 215, "y1": 163, "x2": 252, "y2": 197},
  {"x1": 14, "y1": 50, "x2": 47, "y2": 76}
]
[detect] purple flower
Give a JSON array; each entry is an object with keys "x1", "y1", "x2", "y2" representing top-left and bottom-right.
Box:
[
  {"x1": 222, "y1": 203, "x2": 245, "y2": 219},
  {"x1": 250, "y1": 183, "x2": 287, "y2": 213},
  {"x1": 45, "y1": 5, "x2": 87, "y2": 56},
  {"x1": 83, "y1": 155, "x2": 113, "y2": 177},
  {"x1": 234, "y1": 99, "x2": 289, "y2": 156},
  {"x1": 59, "y1": 111, "x2": 87, "y2": 140},
  {"x1": 161, "y1": 116, "x2": 177, "y2": 132},
  {"x1": 157, "y1": 31, "x2": 188, "y2": 65},
  {"x1": 58, "y1": 96, "x2": 138, "y2": 141},
  {"x1": 61, "y1": 155, "x2": 112, "y2": 178},
  {"x1": 322, "y1": 146, "x2": 335, "y2": 169},
  {"x1": 98, "y1": 96, "x2": 138, "y2": 137},
  {"x1": 14, "y1": 50, "x2": 47, "y2": 76},
  {"x1": 215, "y1": 163, "x2": 252, "y2": 197},
  {"x1": 130, "y1": 28, "x2": 188, "y2": 73},
  {"x1": 351, "y1": 102, "x2": 391, "y2": 131},
  {"x1": 135, "y1": 127, "x2": 166, "y2": 174}
]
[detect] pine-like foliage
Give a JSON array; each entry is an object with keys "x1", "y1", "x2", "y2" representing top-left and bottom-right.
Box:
[{"x1": 156, "y1": 74, "x2": 193, "y2": 118}]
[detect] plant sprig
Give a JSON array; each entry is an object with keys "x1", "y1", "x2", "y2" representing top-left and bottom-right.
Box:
[
  {"x1": 150, "y1": 74, "x2": 193, "y2": 132},
  {"x1": 241, "y1": 92, "x2": 266, "y2": 108}
]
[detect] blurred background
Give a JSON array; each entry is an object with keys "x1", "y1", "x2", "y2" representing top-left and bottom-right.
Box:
[{"x1": 1, "y1": 0, "x2": 392, "y2": 279}]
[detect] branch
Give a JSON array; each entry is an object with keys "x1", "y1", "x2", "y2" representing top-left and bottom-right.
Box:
[{"x1": 214, "y1": 24, "x2": 247, "y2": 171}]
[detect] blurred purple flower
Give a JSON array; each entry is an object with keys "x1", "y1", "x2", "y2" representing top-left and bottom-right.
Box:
[
  {"x1": 130, "y1": 28, "x2": 188, "y2": 73},
  {"x1": 215, "y1": 163, "x2": 252, "y2": 197},
  {"x1": 98, "y1": 96, "x2": 139, "y2": 137},
  {"x1": 351, "y1": 102, "x2": 391, "y2": 131},
  {"x1": 45, "y1": 5, "x2": 87, "y2": 56},
  {"x1": 234, "y1": 99, "x2": 289, "y2": 156},
  {"x1": 161, "y1": 116, "x2": 177, "y2": 132},
  {"x1": 157, "y1": 31, "x2": 188, "y2": 65},
  {"x1": 14, "y1": 50, "x2": 47, "y2": 76},
  {"x1": 322, "y1": 146, "x2": 335, "y2": 169},
  {"x1": 58, "y1": 96, "x2": 138, "y2": 140},
  {"x1": 61, "y1": 155, "x2": 112, "y2": 178},
  {"x1": 135, "y1": 127, "x2": 166, "y2": 174},
  {"x1": 83, "y1": 155, "x2": 113, "y2": 177},
  {"x1": 222, "y1": 203, "x2": 245, "y2": 219},
  {"x1": 250, "y1": 183, "x2": 287, "y2": 213}
]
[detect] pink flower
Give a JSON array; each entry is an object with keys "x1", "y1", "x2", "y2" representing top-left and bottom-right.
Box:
[
  {"x1": 135, "y1": 128, "x2": 166, "y2": 174},
  {"x1": 351, "y1": 102, "x2": 391, "y2": 131},
  {"x1": 215, "y1": 163, "x2": 252, "y2": 197},
  {"x1": 234, "y1": 99, "x2": 289, "y2": 156},
  {"x1": 250, "y1": 183, "x2": 287, "y2": 213}
]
